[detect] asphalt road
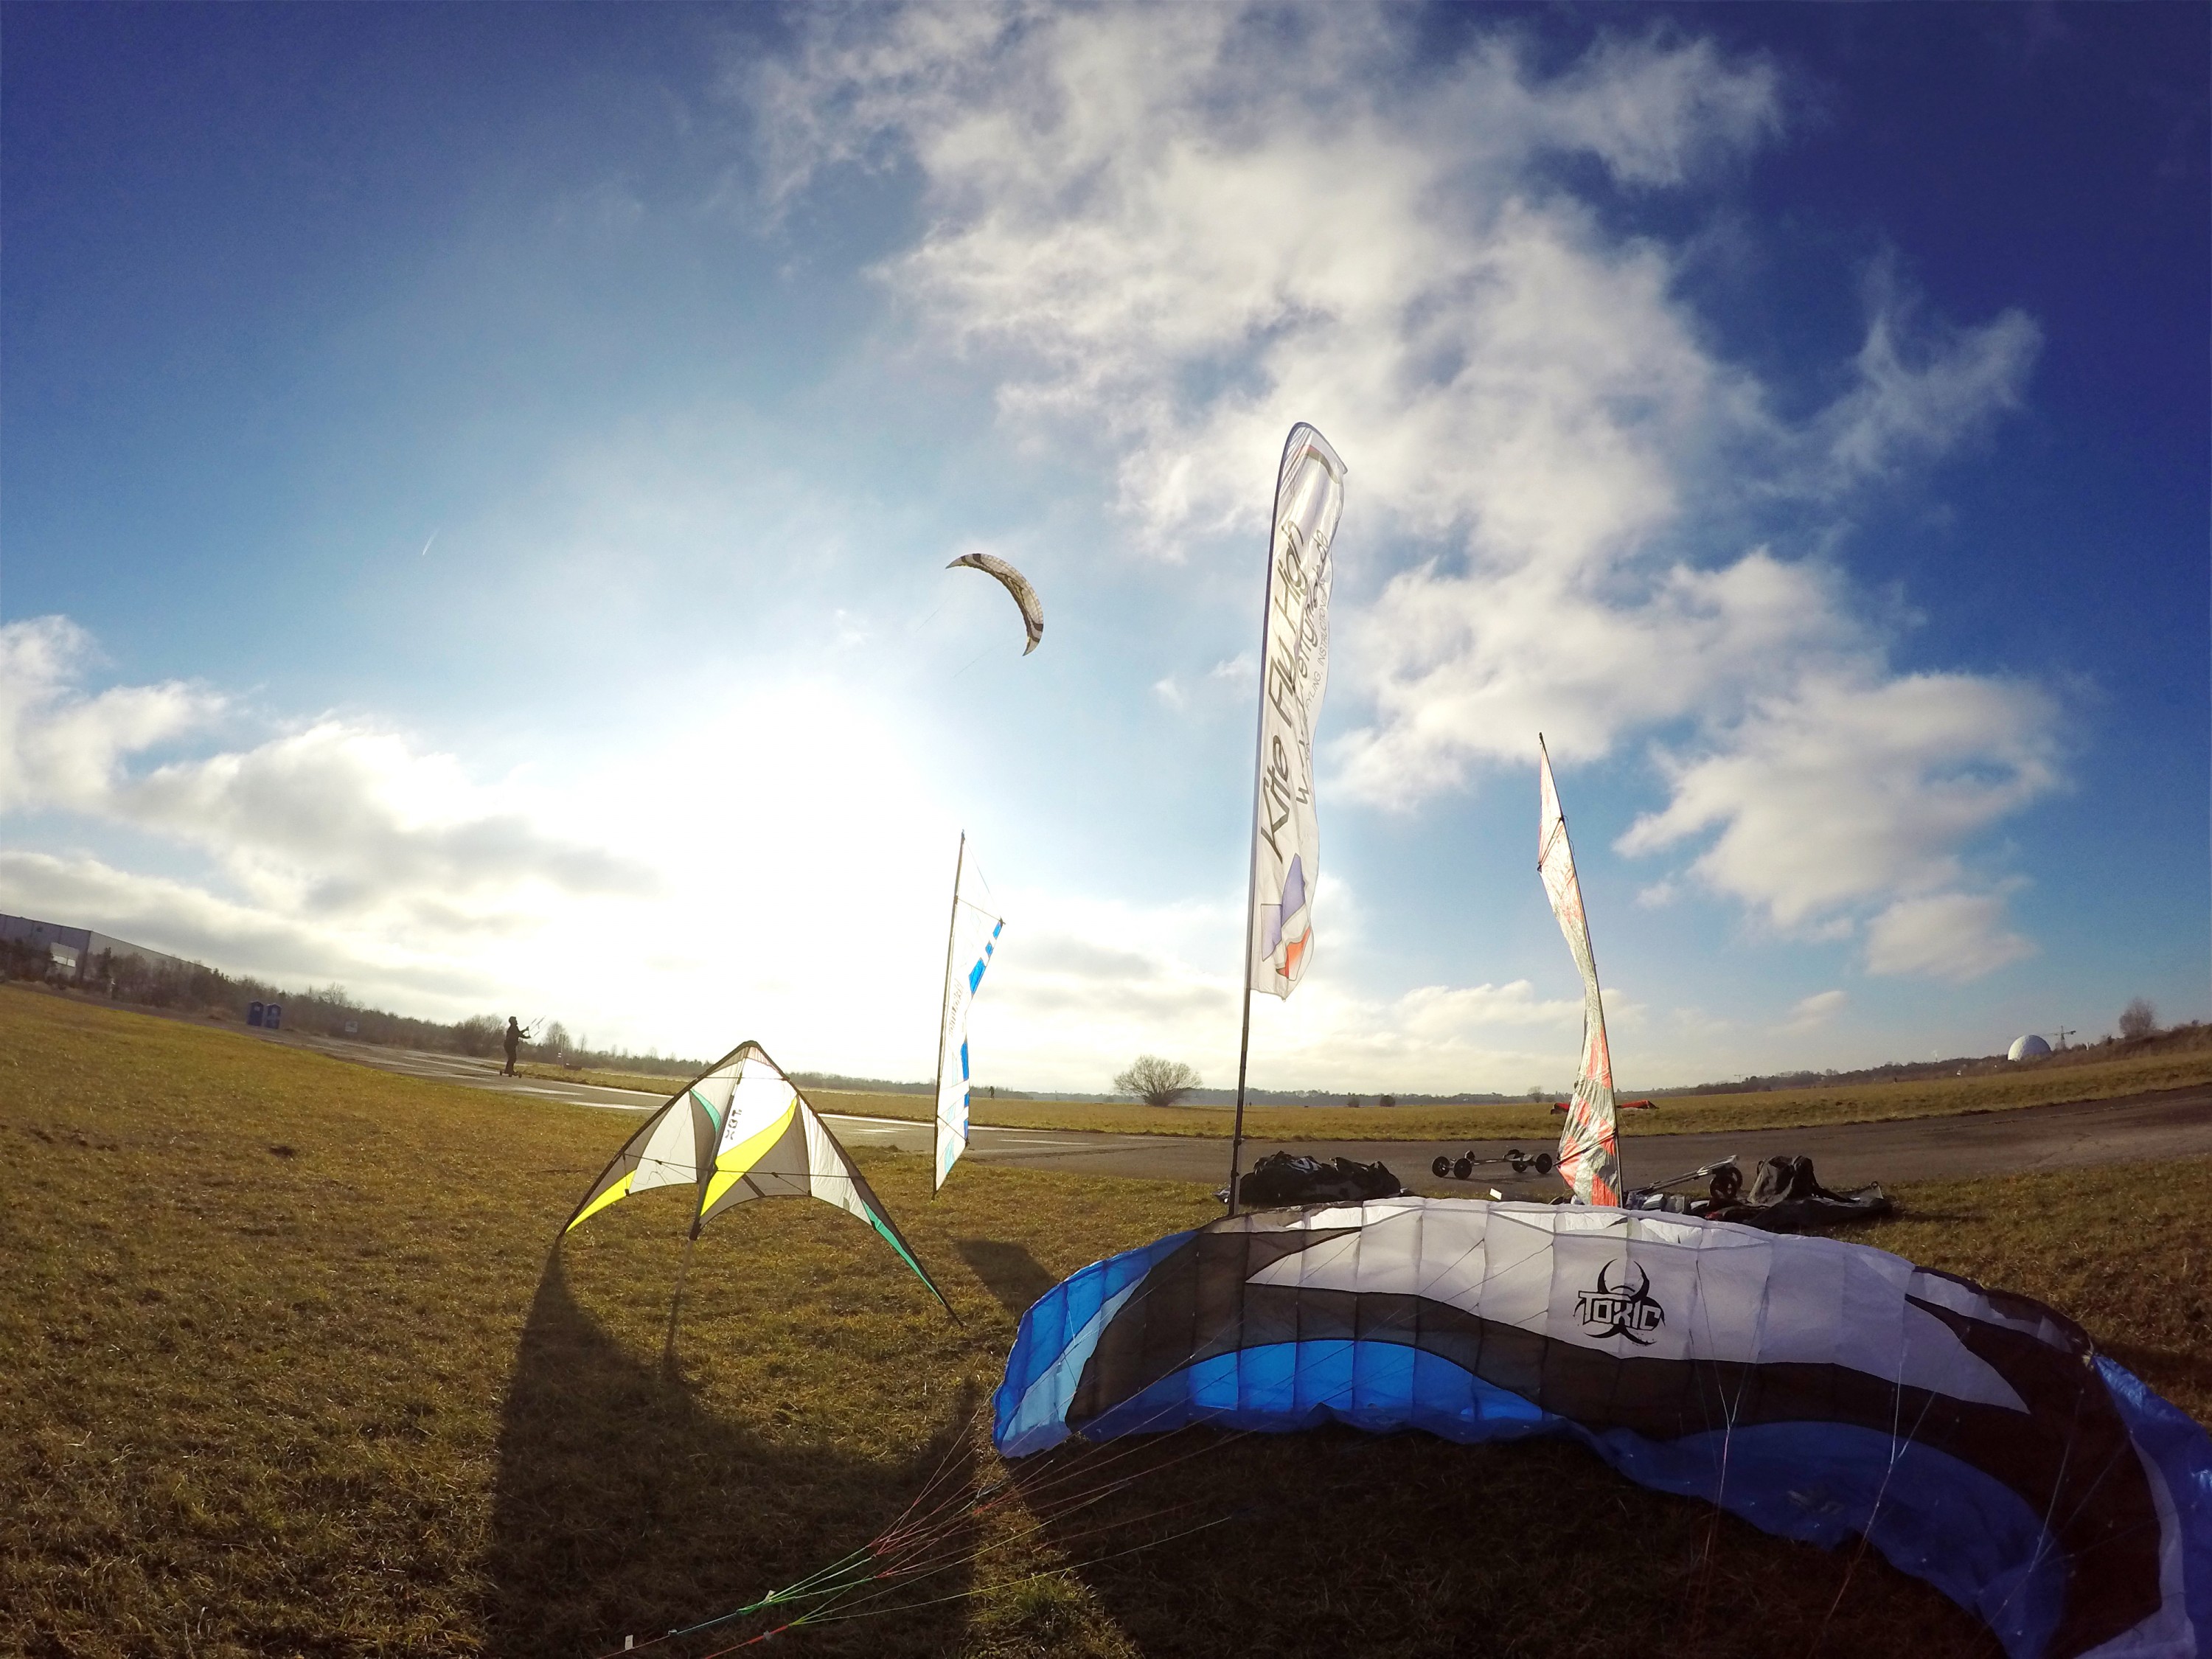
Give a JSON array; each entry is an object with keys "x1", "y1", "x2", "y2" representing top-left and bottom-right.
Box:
[{"x1": 276, "y1": 1031, "x2": 2212, "y2": 1196}]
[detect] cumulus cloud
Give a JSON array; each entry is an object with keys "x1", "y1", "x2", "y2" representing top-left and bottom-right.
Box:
[
  {"x1": 985, "y1": 891, "x2": 1606, "y2": 1090},
  {"x1": 0, "y1": 616, "x2": 221, "y2": 811},
  {"x1": 1, "y1": 617, "x2": 655, "y2": 924},
  {"x1": 1618, "y1": 670, "x2": 2059, "y2": 922},
  {"x1": 1786, "y1": 988, "x2": 1847, "y2": 1029},
  {"x1": 1863, "y1": 891, "x2": 2034, "y2": 983},
  {"x1": 750, "y1": 0, "x2": 2059, "y2": 981}
]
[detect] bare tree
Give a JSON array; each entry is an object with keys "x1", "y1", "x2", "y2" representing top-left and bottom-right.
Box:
[
  {"x1": 2119, "y1": 998, "x2": 2159, "y2": 1040},
  {"x1": 1113, "y1": 1055, "x2": 1202, "y2": 1107}
]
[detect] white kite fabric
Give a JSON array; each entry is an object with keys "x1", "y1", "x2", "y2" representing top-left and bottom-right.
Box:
[
  {"x1": 946, "y1": 551, "x2": 1044, "y2": 655},
  {"x1": 933, "y1": 851, "x2": 1003, "y2": 1192},
  {"x1": 563, "y1": 1040, "x2": 950, "y2": 1312},
  {"x1": 1247, "y1": 424, "x2": 1347, "y2": 999},
  {"x1": 1539, "y1": 741, "x2": 1621, "y2": 1206}
]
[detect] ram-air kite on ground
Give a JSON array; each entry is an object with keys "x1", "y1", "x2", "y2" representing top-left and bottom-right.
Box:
[
  {"x1": 995, "y1": 1197, "x2": 2212, "y2": 1659},
  {"x1": 947, "y1": 550, "x2": 1043, "y2": 655},
  {"x1": 564, "y1": 1040, "x2": 950, "y2": 1313},
  {"x1": 1538, "y1": 737, "x2": 1621, "y2": 1206}
]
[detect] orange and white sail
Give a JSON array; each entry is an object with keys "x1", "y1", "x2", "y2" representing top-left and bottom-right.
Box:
[{"x1": 1538, "y1": 738, "x2": 1621, "y2": 1206}]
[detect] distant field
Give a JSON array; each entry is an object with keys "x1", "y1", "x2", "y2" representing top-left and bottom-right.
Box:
[
  {"x1": 6, "y1": 984, "x2": 2206, "y2": 1658},
  {"x1": 804, "y1": 1043, "x2": 2212, "y2": 1140}
]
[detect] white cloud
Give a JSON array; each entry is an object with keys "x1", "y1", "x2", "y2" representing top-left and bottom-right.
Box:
[
  {"x1": 1, "y1": 618, "x2": 655, "y2": 925},
  {"x1": 749, "y1": 1, "x2": 2060, "y2": 980},
  {"x1": 1814, "y1": 265, "x2": 2042, "y2": 487},
  {"x1": 1786, "y1": 988, "x2": 1847, "y2": 1029},
  {"x1": 0, "y1": 616, "x2": 221, "y2": 813},
  {"x1": 1618, "y1": 669, "x2": 2060, "y2": 938},
  {"x1": 1863, "y1": 891, "x2": 2035, "y2": 983}
]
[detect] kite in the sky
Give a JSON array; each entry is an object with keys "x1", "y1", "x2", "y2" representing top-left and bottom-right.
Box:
[
  {"x1": 947, "y1": 551, "x2": 1043, "y2": 655},
  {"x1": 564, "y1": 1039, "x2": 950, "y2": 1314},
  {"x1": 995, "y1": 1197, "x2": 2212, "y2": 1659}
]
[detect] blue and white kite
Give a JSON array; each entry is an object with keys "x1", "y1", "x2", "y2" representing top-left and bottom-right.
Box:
[{"x1": 995, "y1": 1197, "x2": 2212, "y2": 1659}]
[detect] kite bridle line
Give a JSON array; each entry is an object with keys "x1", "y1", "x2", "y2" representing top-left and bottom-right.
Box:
[{"x1": 592, "y1": 1198, "x2": 1559, "y2": 1655}]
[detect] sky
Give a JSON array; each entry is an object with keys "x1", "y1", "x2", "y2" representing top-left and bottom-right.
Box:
[{"x1": 3, "y1": 1, "x2": 2205, "y2": 1094}]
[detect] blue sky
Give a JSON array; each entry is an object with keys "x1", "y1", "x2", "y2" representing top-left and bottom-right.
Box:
[{"x1": 4, "y1": 2, "x2": 2205, "y2": 1091}]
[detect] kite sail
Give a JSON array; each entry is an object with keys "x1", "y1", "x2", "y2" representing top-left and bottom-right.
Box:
[
  {"x1": 947, "y1": 551, "x2": 1044, "y2": 655},
  {"x1": 1538, "y1": 737, "x2": 1621, "y2": 1206},
  {"x1": 995, "y1": 1197, "x2": 2212, "y2": 1659},
  {"x1": 1245, "y1": 425, "x2": 1346, "y2": 1001},
  {"x1": 932, "y1": 833, "x2": 1004, "y2": 1192},
  {"x1": 564, "y1": 1040, "x2": 950, "y2": 1313}
]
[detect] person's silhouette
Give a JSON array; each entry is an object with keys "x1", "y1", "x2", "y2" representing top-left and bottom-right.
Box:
[{"x1": 503, "y1": 1017, "x2": 524, "y2": 1076}]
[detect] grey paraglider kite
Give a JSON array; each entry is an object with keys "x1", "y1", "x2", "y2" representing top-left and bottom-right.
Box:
[{"x1": 947, "y1": 552, "x2": 1043, "y2": 655}]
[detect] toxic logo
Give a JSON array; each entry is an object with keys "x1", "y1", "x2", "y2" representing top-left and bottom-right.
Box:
[{"x1": 1576, "y1": 1259, "x2": 1665, "y2": 1345}]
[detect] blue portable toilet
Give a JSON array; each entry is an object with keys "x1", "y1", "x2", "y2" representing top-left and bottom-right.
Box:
[
  {"x1": 248, "y1": 1001, "x2": 265, "y2": 1028},
  {"x1": 264, "y1": 1003, "x2": 282, "y2": 1031}
]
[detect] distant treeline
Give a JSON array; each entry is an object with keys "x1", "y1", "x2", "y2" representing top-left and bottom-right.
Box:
[
  {"x1": 10, "y1": 929, "x2": 2197, "y2": 1099},
  {"x1": 789, "y1": 1075, "x2": 1520, "y2": 1107},
  {"x1": 1654, "y1": 1019, "x2": 2209, "y2": 1096},
  {"x1": 0, "y1": 935, "x2": 708, "y2": 1079}
]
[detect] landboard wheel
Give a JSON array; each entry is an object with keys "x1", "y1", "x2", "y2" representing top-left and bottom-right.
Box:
[
  {"x1": 1709, "y1": 1165, "x2": 1744, "y2": 1204},
  {"x1": 1431, "y1": 1156, "x2": 1452, "y2": 1178}
]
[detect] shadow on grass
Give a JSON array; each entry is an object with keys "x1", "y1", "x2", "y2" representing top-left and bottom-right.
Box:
[
  {"x1": 485, "y1": 1251, "x2": 978, "y2": 1659},
  {"x1": 1026, "y1": 1426, "x2": 1997, "y2": 1659},
  {"x1": 2101, "y1": 1339, "x2": 2212, "y2": 1411},
  {"x1": 952, "y1": 1237, "x2": 1058, "y2": 1319}
]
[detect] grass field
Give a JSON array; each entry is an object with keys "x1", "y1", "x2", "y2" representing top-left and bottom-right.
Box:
[
  {"x1": 5, "y1": 984, "x2": 2207, "y2": 1658},
  {"x1": 796, "y1": 1043, "x2": 2212, "y2": 1141}
]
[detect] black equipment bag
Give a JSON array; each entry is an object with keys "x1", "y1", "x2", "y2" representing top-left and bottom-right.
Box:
[{"x1": 1239, "y1": 1152, "x2": 1409, "y2": 1208}]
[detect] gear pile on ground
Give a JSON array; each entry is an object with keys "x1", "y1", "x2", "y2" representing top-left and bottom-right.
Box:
[
  {"x1": 1237, "y1": 1152, "x2": 1408, "y2": 1208},
  {"x1": 1626, "y1": 1154, "x2": 1891, "y2": 1232}
]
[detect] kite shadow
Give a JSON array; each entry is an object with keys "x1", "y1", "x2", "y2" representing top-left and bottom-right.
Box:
[
  {"x1": 951, "y1": 1237, "x2": 1058, "y2": 1319},
  {"x1": 1026, "y1": 1425, "x2": 1990, "y2": 1659},
  {"x1": 484, "y1": 1249, "x2": 980, "y2": 1658}
]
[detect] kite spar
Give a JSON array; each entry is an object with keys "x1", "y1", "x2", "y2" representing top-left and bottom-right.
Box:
[
  {"x1": 931, "y1": 832, "x2": 1003, "y2": 1192},
  {"x1": 1225, "y1": 425, "x2": 1346, "y2": 1214},
  {"x1": 564, "y1": 1038, "x2": 951, "y2": 1315},
  {"x1": 1538, "y1": 737, "x2": 1621, "y2": 1206}
]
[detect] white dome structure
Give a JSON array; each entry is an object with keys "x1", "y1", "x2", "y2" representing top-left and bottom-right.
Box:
[{"x1": 2008, "y1": 1034, "x2": 2051, "y2": 1062}]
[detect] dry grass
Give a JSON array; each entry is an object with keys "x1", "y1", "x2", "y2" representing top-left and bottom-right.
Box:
[
  {"x1": 807, "y1": 1043, "x2": 2212, "y2": 1141},
  {"x1": 2, "y1": 984, "x2": 2204, "y2": 1659}
]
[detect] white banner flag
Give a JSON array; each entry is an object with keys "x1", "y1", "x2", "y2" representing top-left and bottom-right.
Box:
[
  {"x1": 933, "y1": 846, "x2": 1002, "y2": 1192},
  {"x1": 1247, "y1": 424, "x2": 1346, "y2": 999}
]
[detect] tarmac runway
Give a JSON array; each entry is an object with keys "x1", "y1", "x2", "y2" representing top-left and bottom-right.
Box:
[{"x1": 277, "y1": 1030, "x2": 2212, "y2": 1197}]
